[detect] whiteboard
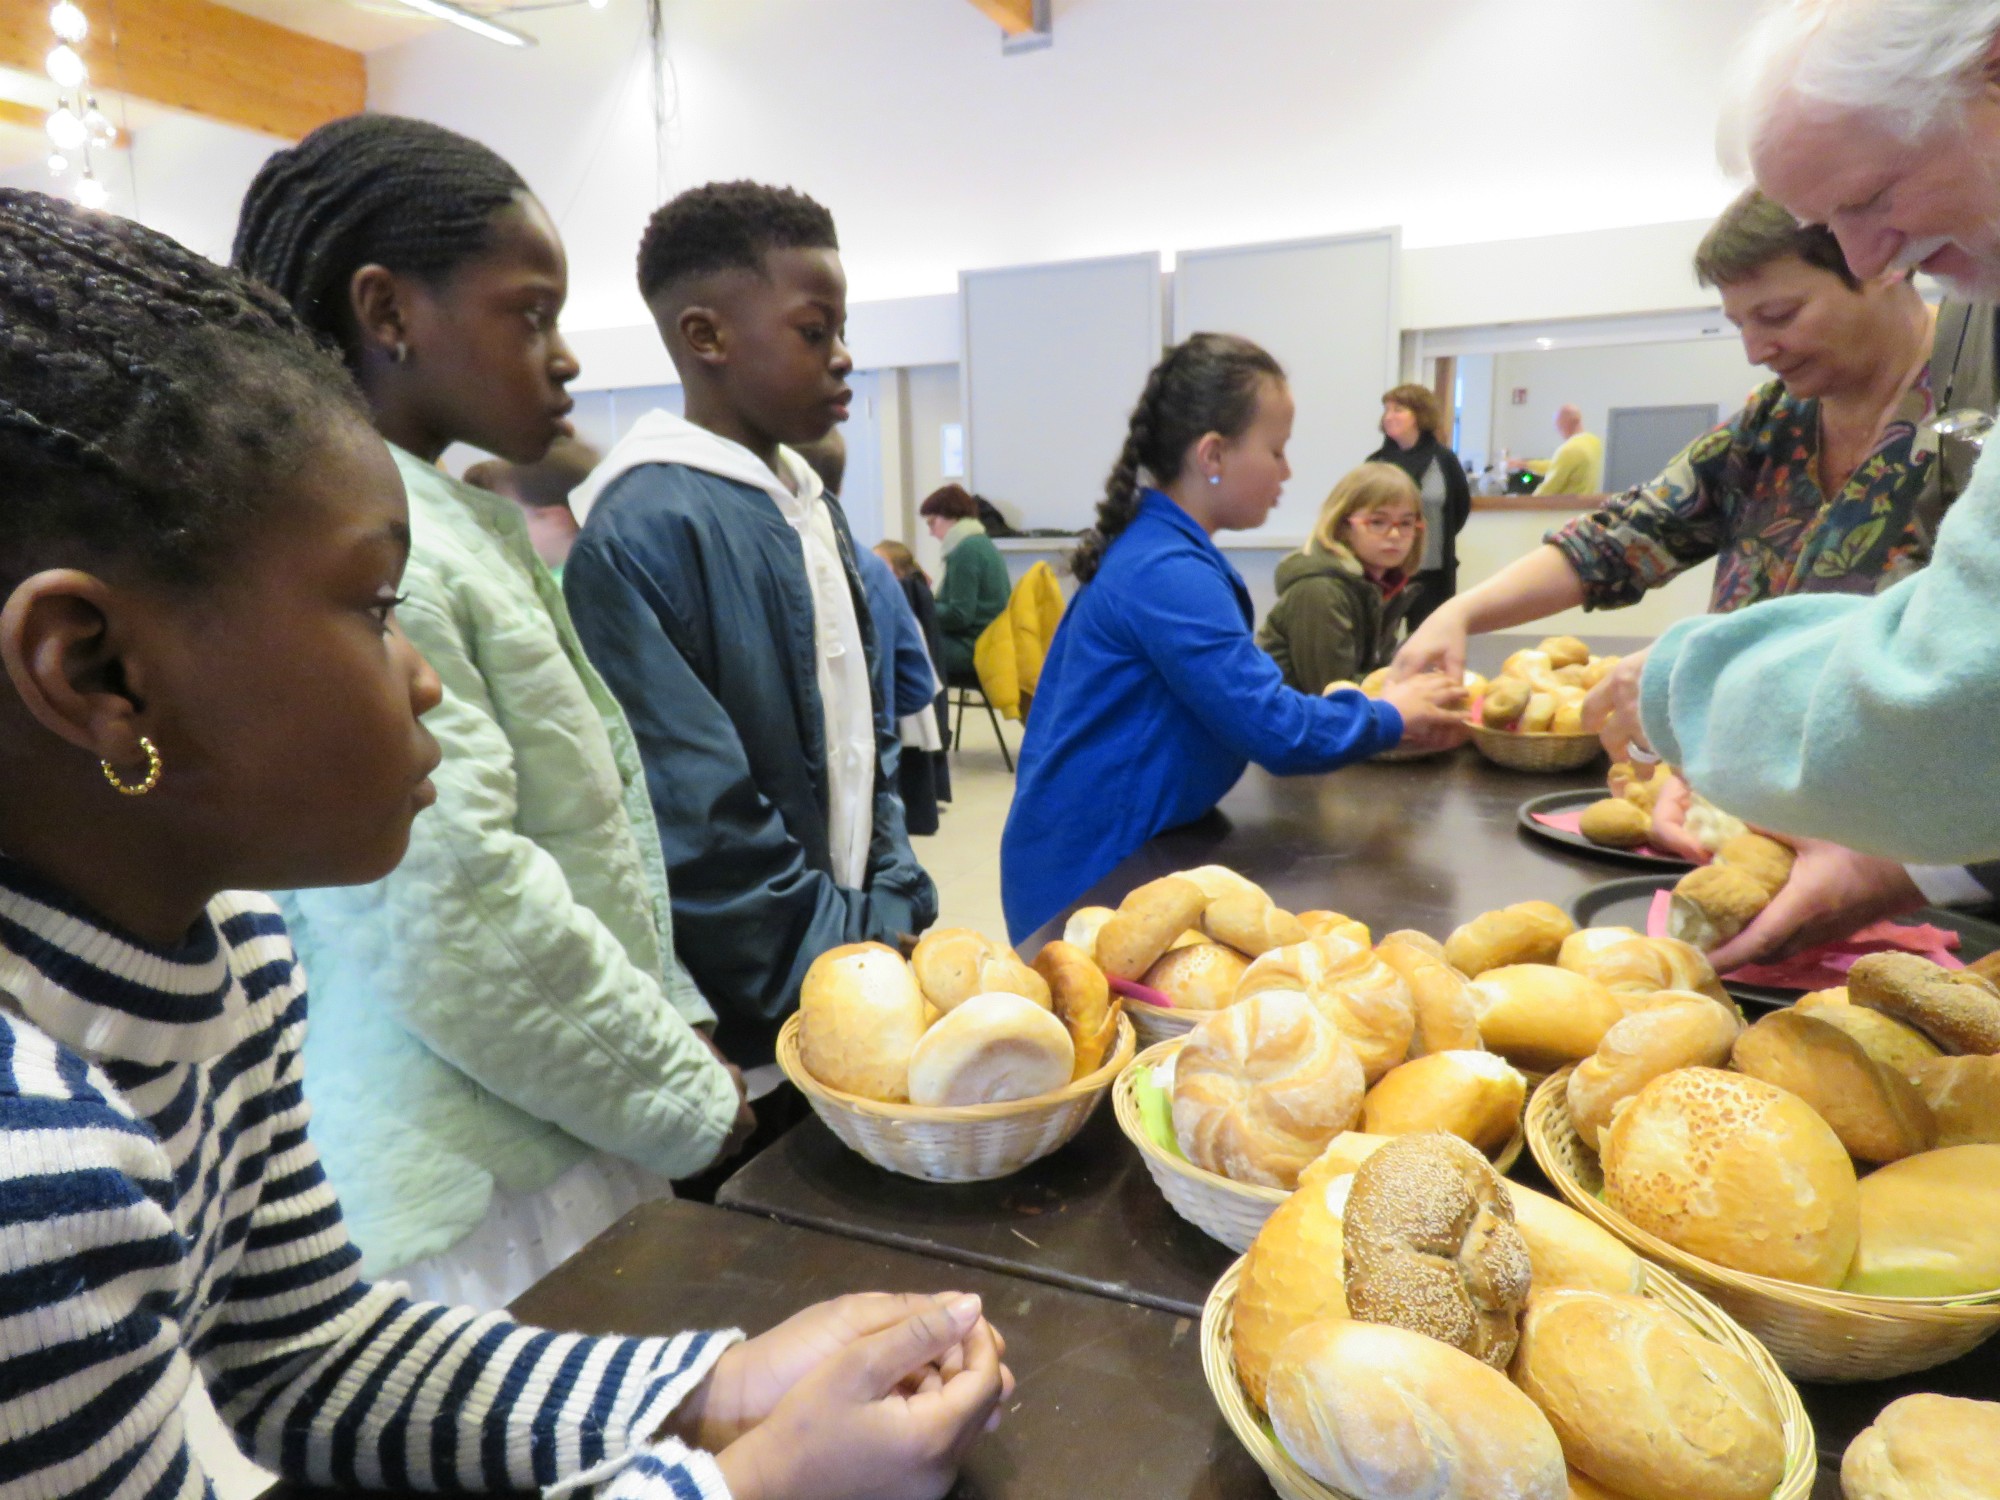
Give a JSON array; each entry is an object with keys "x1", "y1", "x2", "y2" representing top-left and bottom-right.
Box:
[
  {"x1": 961, "y1": 252, "x2": 1164, "y2": 533},
  {"x1": 1172, "y1": 229, "x2": 1401, "y2": 544}
]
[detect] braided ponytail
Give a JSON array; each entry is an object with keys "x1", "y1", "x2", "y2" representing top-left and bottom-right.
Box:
[
  {"x1": 0, "y1": 187, "x2": 362, "y2": 587},
  {"x1": 1070, "y1": 333, "x2": 1284, "y2": 584}
]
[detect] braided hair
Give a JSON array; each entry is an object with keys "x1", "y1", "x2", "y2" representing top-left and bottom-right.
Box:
[
  {"x1": 0, "y1": 188, "x2": 363, "y2": 588},
  {"x1": 1070, "y1": 333, "x2": 1284, "y2": 584},
  {"x1": 232, "y1": 113, "x2": 528, "y2": 358},
  {"x1": 637, "y1": 180, "x2": 837, "y2": 302}
]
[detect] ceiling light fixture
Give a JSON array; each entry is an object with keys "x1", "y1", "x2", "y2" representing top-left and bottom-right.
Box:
[
  {"x1": 388, "y1": 0, "x2": 534, "y2": 47},
  {"x1": 42, "y1": 2, "x2": 116, "y2": 209}
]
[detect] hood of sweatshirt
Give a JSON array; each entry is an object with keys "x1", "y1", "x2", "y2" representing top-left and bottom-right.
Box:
[{"x1": 567, "y1": 408, "x2": 821, "y2": 527}]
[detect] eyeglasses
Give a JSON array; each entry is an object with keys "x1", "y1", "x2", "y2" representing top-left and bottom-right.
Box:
[{"x1": 1355, "y1": 515, "x2": 1419, "y2": 535}]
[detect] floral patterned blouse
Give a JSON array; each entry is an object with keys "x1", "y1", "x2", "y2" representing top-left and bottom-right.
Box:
[{"x1": 1547, "y1": 370, "x2": 1941, "y2": 613}]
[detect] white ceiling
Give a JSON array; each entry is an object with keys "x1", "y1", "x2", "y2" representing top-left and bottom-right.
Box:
[{"x1": 209, "y1": 0, "x2": 443, "y2": 54}]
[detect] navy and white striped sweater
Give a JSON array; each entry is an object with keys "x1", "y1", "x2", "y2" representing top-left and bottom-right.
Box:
[{"x1": 0, "y1": 859, "x2": 739, "y2": 1499}]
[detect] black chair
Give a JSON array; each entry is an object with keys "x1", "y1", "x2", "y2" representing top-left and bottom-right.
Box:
[{"x1": 946, "y1": 665, "x2": 1014, "y2": 774}]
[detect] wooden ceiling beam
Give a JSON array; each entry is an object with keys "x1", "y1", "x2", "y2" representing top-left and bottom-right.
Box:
[
  {"x1": 0, "y1": 95, "x2": 42, "y2": 131},
  {"x1": 964, "y1": 0, "x2": 1036, "y2": 36},
  {"x1": 0, "y1": 0, "x2": 365, "y2": 142}
]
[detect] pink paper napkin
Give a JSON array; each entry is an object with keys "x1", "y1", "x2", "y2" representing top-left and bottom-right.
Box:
[
  {"x1": 1533, "y1": 808, "x2": 1681, "y2": 862},
  {"x1": 1644, "y1": 888, "x2": 1963, "y2": 991},
  {"x1": 1108, "y1": 976, "x2": 1175, "y2": 1009}
]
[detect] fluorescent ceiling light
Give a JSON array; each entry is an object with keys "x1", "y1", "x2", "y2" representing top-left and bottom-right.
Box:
[{"x1": 388, "y1": 0, "x2": 533, "y2": 47}]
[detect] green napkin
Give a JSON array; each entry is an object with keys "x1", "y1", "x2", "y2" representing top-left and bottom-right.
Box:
[{"x1": 1132, "y1": 1064, "x2": 1188, "y2": 1161}]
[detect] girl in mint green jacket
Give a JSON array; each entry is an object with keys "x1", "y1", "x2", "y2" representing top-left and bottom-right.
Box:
[{"x1": 234, "y1": 116, "x2": 747, "y2": 1304}]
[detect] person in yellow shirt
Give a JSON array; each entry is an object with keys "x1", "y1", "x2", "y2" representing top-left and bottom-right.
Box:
[{"x1": 1535, "y1": 405, "x2": 1605, "y2": 495}]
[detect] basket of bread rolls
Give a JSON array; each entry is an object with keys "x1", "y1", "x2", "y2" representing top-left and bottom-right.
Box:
[
  {"x1": 1321, "y1": 667, "x2": 1485, "y2": 761},
  {"x1": 1526, "y1": 948, "x2": 2000, "y2": 1380},
  {"x1": 777, "y1": 929, "x2": 1135, "y2": 1182},
  {"x1": 1467, "y1": 636, "x2": 1614, "y2": 772},
  {"x1": 1201, "y1": 1131, "x2": 1815, "y2": 1500}
]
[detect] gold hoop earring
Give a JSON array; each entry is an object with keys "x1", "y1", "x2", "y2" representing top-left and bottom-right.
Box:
[{"x1": 102, "y1": 736, "x2": 162, "y2": 797}]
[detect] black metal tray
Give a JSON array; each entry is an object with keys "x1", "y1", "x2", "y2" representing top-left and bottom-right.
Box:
[{"x1": 1518, "y1": 789, "x2": 1696, "y2": 873}]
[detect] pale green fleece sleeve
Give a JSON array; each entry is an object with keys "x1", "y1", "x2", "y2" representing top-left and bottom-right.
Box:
[{"x1": 1641, "y1": 441, "x2": 2000, "y2": 865}]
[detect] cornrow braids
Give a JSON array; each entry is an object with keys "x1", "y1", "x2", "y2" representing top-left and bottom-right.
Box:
[
  {"x1": 636, "y1": 180, "x2": 837, "y2": 302},
  {"x1": 1070, "y1": 333, "x2": 1284, "y2": 584},
  {"x1": 232, "y1": 113, "x2": 527, "y2": 358},
  {"x1": 0, "y1": 188, "x2": 364, "y2": 588}
]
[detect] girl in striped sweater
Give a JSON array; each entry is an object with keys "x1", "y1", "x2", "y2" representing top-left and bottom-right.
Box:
[{"x1": 0, "y1": 190, "x2": 1006, "y2": 1500}]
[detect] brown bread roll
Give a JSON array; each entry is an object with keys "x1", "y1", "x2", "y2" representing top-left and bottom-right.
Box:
[
  {"x1": 1567, "y1": 996, "x2": 1742, "y2": 1151},
  {"x1": 908, "y1": 927, "x2": 1008, "y2": 1011},
  {"x1": 1139, "y1": 941, "x2": 1250, "y2": 1011},
  {"x1": 1730, "y1": 1009, "x2": 1934, "y2": 1163},
  {"x1": 1095, "y1": 875, "x2": 1209, "y2": 980},
  {"x1": 1844, "y1": 1145, "x2": 2000, "y2": 1298},
  {"x1": 1445, "y1": 900, "x2": 1576, "y2": 976},
  {"x1": 1841, "y1": 1392, "x2": 2000, "y2": 1500},
  {"x1": 1512, "y1": 1290, "x2": 1786, "y2": 1500},
  {"x1": 1850, "y1": 951, "x2": 2000, "y2": 1055},
  {"x1": 1172, "y1": 992, "x2": 1365, "y2": 1188},
  {"x1": 1579, "y1": 797, "x2": 1651, "y2": 848},
  {"x1": 1200, "y1": 891, "x2": 1308, "y2": 957},
  {"x1": 1715, "y1": 832, "x2": 1796, "y2": 895},
  {"x1": 1481, "y1": 677, "x2": 1531, "y2": 729},
  {"x1": 1911, "y1": 1054, "x2": 2000, "y2": 1146},
  {"x1": 1342, "y1": 1132, "x2": 1532, "y2": 1368},
  {"x1": 1539, "y1": 634, "x2": 1590, "y2": 669},
  {"x1": 1376, "y1": 930, "x2": 1483, "y2": 1055},
  {"x1": 906, "y1": 992, "x2": 1074, "y2": 1106},
  {"x1": 1031, "y1": 940, "x2": 1118, "y2": 1079},
  {"x1": 1794, "y1": 989, "x2": 1941, "y2": 1080},
  {"x1": 1666, "y1": 862, "x2": 1771, "y2": 951},
  {"x1": 1362, "y1": 1050, "x2": 1524, "y2": 1155},
  {"x1": 798, "y1": 942, "x2": 930, "y2": 1103},
  {"x1": 1603, "y1": 1067, "x2": 1858, "y2": 1287},
  {"x1": 1465, "y1": 964, "x2": 1623, "y2": 1072}
]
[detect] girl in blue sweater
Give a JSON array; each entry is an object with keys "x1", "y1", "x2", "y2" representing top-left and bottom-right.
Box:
[
  {"x1": 0, "y1": 189, "x2": 1005, "y2": 1500},
  {"x1": 1000, "y1": 334, "x2": 1467, "y2": 939}
]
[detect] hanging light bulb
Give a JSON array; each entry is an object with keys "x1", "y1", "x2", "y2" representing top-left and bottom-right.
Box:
[
  {"x1": 75, "y1": 172, "x2": 108, "y2": 210},
  {"x1": 46, "y1": 42, "x2": 87, "y2": 90},
  {"x1": 47, "y1": 151, "x2": 68, "y2": 176},
  {"x1": 49, "y1": 1, "x2": 88, "y2": 43},
  {"x1": 84, "y1": 99, "x2": 113, "y2": 143},
  {"x1": 47, "y1": 106, "x2": 86, "y2": 152}
]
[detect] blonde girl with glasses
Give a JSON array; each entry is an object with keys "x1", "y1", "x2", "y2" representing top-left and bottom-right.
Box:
[{"x1": 1258, "y1": 462, "x2": 1428, "y2": 694}]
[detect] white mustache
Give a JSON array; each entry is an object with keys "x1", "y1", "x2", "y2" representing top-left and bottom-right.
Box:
[{"x1": 1890, "y1": 236, "x2": 1953, "y2": 272}]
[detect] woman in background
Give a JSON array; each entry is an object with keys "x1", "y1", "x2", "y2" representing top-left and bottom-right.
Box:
[
  {"x1": 922, "y1": 483, "x2": 1011, "y2": 678},
  {"x1": 1367, "y1": 382, "x2": 1470, "y2": 630}
]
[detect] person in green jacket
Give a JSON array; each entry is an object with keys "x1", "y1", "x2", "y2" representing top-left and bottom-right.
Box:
[
  {"x1": 1259, "y1": 462, "x2": 1426, "y2": 694},
  {"x1": 234, "y1": 115, "x2": 750, "y2": 1306},
  {"x1": 922, "y1": 484, "x2": 1012, "y2": 679}
]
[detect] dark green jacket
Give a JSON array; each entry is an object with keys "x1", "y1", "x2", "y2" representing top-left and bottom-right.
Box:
[
  {"x1": 936, "y1": 527, "x2": 1011, "y2": 667},
  {"x1": 1257, "y1": 543, "x2": 1417, "y2": 695}
]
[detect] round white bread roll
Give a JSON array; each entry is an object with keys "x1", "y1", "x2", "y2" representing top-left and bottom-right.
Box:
[
  {"x1": 1361, "y1": 1050, "x2": 1524, "y2": 1156},
  {"x1": 1141, "y1": 941, "x2": 1251, "y2": 1010},
  {"x1": 1501, "y1": 1182, "x2": 1645, "y2": 1296},
  {"x1": 1841, "y1": 1393, "x2": 2000, "y2": 1500},
  {"x1": 1061, "y1": 905, "x2": 1115, "y2": 957},
  {"x1": 909, "y1": 927, "x2": 1007, "y2": 1011},
  {"x1": 1557, "y1": 928, "x2": 1727, "y2": 1004},
  {"x1": 1465, "y1": 965, "x2": 1623, "y2": 1072},
  {"x1": 1512, "y1": 1289, "x2": 1786, "y2": 1500},
  {"x1": 1844, "y1": 1144, "x2": 2000, "y2": 1298},
  {"x1": 1267, "y1": 1320, "x2": 1567, "y2": 1500},
  {"x1": 1602, "y1": 1067, "x2": 1859, "y2": 1288},
  {"x1": 1567, "y1": 996, "x2": 1742, "y2": 1152},
  {"x1": 1238, "y1": 938, "x2": 1414, "y2": 1081},
  {"x1": 1172, "y1": 992, "x2": 1365, "y2": 1188},
  {"x1": 905, "y1": 991, "x2": 1075, "y2": 1107},
  {"x1": 798, "y1": 942, "x2": 931, "y2": 1103}
]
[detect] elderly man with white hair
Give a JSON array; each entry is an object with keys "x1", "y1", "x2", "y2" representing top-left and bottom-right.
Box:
[{"x1": 1586, "y1": 0, "x2": 2000, "y2": 959}]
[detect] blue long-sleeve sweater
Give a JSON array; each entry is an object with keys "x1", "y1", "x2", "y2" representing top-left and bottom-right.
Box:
[{"x1": 1000, "y1": 493, "x2": 1401, "y2": 941}]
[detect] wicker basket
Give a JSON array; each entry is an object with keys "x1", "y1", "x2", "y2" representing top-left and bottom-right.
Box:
[
  {"x1": 1469, "y1": 721, "x2": 1604, "y2": 772},
  {"x1": 775, "y1": 1012, "x2": 1136, "y2": 1183},
  {"x1": 1114, "y1": 1039, "x2": 1526, "y2": 1253},
  {"x1": 1201, "y1": 1253, "x2": 1816, "y2": 1500},
  {"x1": 1123, "y1": 994, "x2": 1203, "y2": 1049},
  {"x1": 1527, "y1": 1070, "x2": 2000, "y2": 1381}
]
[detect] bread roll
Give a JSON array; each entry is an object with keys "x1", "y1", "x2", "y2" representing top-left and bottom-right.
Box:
[
  {"x1": 1376, "y1": 930, "x2": 1483, "y2": 1055},
  {"x1": 1794, "y1": 989, "x2": 1941, "y2": 1080},
  {"x1": 1843, "y1": 1144, "x2": 2000, "y2": 1297},
  {"x1": 1501, "y1": 646, "x2": 1554, "y2": 681},
  {"x1": 1912, "y1": 1054, "x2": 2000, "y2": 1146},
  {"x1": 1551, "y1": 698, "x2": 1587, "y2": 735},
  {"x1": 1851, "y1": 951, "x2": 2000, "y2": 1055},
  {"x1": 1140, "y1": 941, "x2": 1249, "y2": 1011},
  {"x1": 1715, "y1": 833, "x2": 1795, "y2": 895},
  {"x1": 1232, "y1": 1162, "x2": 1351, "y2": 1410},
  {"x1": 1970, "y1": 949, "x2": 2000, "y2": 985},
  {"x1": 1238, "y1": 939, "x2": 1415, "y2": 1081},
  {"x1": 1579, "y1": 797, "x2": 1651, "y2": 848},
  {"x1": 1603, "y1": 1067, "x2": 1859, "y2": 1287},
  {"x1": 1502, "y1": 1183, "x2": 1645, "y2": 1296},
  {"x1": 1466, "y1": 965, "x2": 1623, "y2": 1072},
  {"x1": 1267, "y1": 1320, "x2": 1566, "y2": 1500},
  {"x1": 1539, "y1": 634, "x2": 1590, "y2": 670},
  {"x1": 1841, "y1": 1393, "x2": 2000, "y2": 1500},
  {"x1": 977, "y1": 951, "x2": 1052, "y2": 1010},
  {"x1": 1512, "y1": 1290, "x2": 1785, "y2": 1500},
  {"x1": 1445, "y1": 900, "x2": 1576, "y2": 976},
  {"x1": 1482, "y1": 677, "x2": 1531, "y2": 729},
  {"x1": 1095, "y1": 875, "x2": 1208, "y2": 981},
  {"x1": 1342, "y1": 1132, "x2": 1532, "y2": 1367},
  {"x1": 1566, "y1": 1468, "x2": 1637, "y2": 1500},
  {"x1": 1172, "y1": 992, "x2": 1365, "y2": 1188},
  {"x1": 1681, "y1": 794, "x2": 1748, "y2": 854},
  {"x1": 1521, "y1": 692, "x2": 1558, "y2": 733},
  {"x1": 1567, "y1": 997, "x2": 1742, "y2": 1151},
  {"x1": 1200, "y1": 891, "x2": 1307, "y2": 957},
  {"x1": 1176, "y1": 864, "x2": 1270, "y2": 907},
  {"x1": 906, "y1": 991, "x2": 1074, "y2": 1106},
  {"x1": 798, "y1": 942, "x2": 931, "y2": 1102},
  {"x1": 1558, "y1": 929, "x2": 1727, "y2": 1004},
  {"x1": 1061, "y1": 905, "x2": 1114, "y2": 956},
  {"x1": 1031, "y1": 940, "x2": 1118, "y2": 1079},
  {"x1": 1296, "y1": 910, "x2": 1371, "y2": 948},
  {"x1": 1666, "y1": 862, "x2": 1770, "y2": 951},
  {"x1": 1731, "y1": 1009, "x2": 1935, "y2": 1163},
  {"x1": 909, "y1": 927, "x2": 1007, "y2": 1011},
  {"x1": 1362, "y1": 1051, "x2": 1524, "y2": 1155},
  {"x1": 1309, "y1": 1130, "x2": 1395, "y2": 1177}
]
